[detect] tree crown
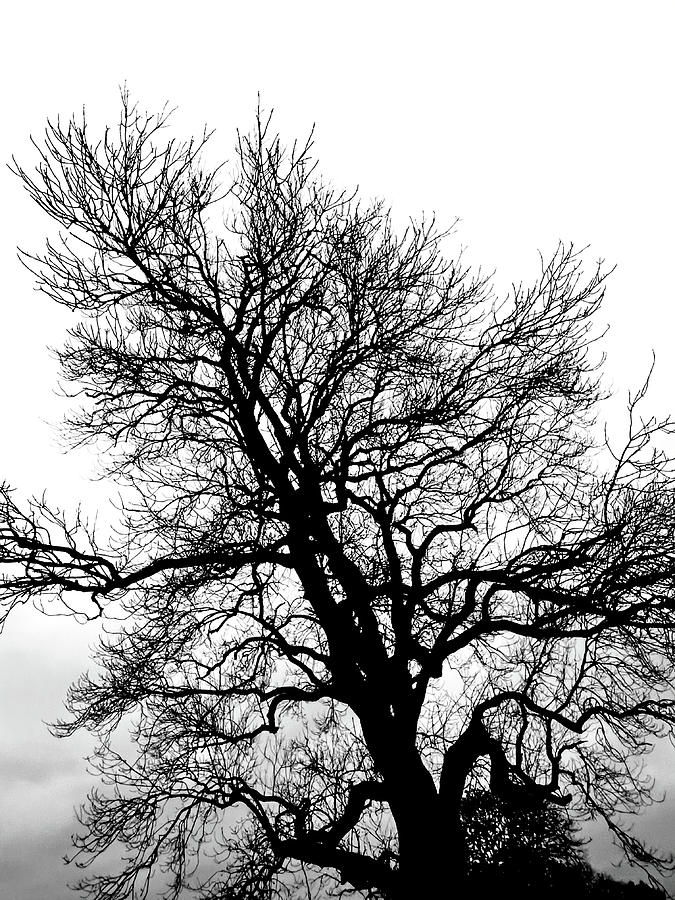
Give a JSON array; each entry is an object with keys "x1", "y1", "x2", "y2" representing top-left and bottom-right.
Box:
[{"x1": 3, "y1": 96, "x2": 675, "y2": 898}]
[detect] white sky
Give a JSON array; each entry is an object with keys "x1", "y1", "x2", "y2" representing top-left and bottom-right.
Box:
[{"x1": 0, "y1": 2, "x2": 674, "y2": 897}]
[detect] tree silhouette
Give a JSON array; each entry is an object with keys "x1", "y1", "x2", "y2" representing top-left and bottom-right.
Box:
[
  {"x1": 463, "y1": 790, "x2": 665, "y2": 900},
  {"x1": 463, "y1": 789, "x2": 592, "y2": 897},
  {"x1": 3, "y1": 95, "x2": 675, "y2": 898}
]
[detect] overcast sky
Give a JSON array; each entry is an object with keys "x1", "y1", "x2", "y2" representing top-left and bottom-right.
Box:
[{"x1": 1, "y1": 2, "x2": 674, "y2": 897}]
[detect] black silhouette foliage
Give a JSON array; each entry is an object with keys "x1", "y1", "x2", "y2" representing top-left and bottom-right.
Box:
[{"x1": 463, "y1": 790, "x2": 664, "y2": 900}]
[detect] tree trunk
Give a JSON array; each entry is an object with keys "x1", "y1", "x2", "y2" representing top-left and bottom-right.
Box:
[
  {"x1": 387, "y1": 771, "x2": 468, "y2": 900},
  {"x1": 393, "y1": 808, "x2": 468, "y2": 900},
  {"x1": 359, "y1": 714, "x2": 471, "y2": 898}
]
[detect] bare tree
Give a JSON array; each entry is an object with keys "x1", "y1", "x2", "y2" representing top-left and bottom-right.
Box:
[{"x1": 3, "y1": 95, "x2": 675, "y2": 899}]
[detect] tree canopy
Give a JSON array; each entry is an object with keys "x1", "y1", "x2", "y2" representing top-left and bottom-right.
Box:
[{"x1": 3, "y1": 96, "x2": 675, "y2": 899}]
